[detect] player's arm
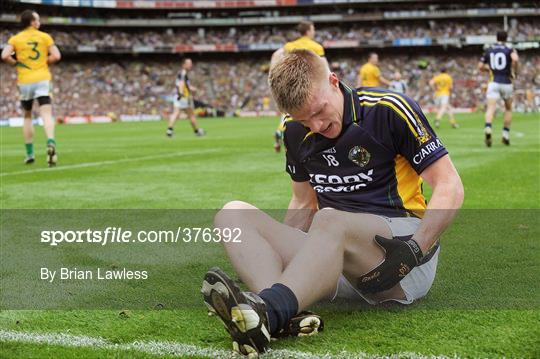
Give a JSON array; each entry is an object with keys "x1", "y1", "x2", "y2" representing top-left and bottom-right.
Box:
[
  {"x1": 1, "y1": 44, "x2": 17, "y2": 66},
  {"x1": 47, "y1": 44, "x2": 61, "y2": 65},
  {"x1": 356, "y1": 74, "x2": 362, "y2": 87},
  {"x1": 356, "y1": 70, "x2": 363, "y2": 87},
  {"x1": 399, "y1": 100, "x2": 464, "y2": 252},
  {"x1": 413, "y1": 155, "x2": 464, "y2": 253},
  {"x1": 478, "y1": 51, "x2": 490, "y2": 73},
  {"x1": 511, "y1": 50, "x2": 519, "y2": 75},
  {"x1": 284, "y1": 181, "x2": 318, "y2": 232},
  {"x1": 477, "y1": 49, "x2": 489, "y2": 72},
  {"x1": 282, "y1": 123, "x2": 316, "y2": 231},
  {"x1": 477, "y1": 61, "x2": 489, "y2": 72},
  {"x1": 379, "y1": 75, "x2": 390, "y2": 86},
  {"x1": 359, "y1": 153, "x2": 463, "y2": 294},
  {"x1": 429, "y1": 78, "x2": 436, "y2": 90},
  {"x1": 357, "y1": 99, "x2": 462, "y2": 294}
]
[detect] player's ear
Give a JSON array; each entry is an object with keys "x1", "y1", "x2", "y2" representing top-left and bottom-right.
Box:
[{"x1": 329, "y1": 72, "x2": 339, "y2": 88}]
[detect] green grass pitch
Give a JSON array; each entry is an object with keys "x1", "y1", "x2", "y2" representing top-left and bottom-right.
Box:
[{"x1": 0, "y1": 113, "x2": 539, "y2": 358}]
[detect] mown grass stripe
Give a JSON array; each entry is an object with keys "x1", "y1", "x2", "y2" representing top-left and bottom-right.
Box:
[
  {"x1": 0, "y1": 149, "x2": 219, "y2": 177},
  {"x1": 0, "y1": 330, "x2": 458, "y2": 359}
]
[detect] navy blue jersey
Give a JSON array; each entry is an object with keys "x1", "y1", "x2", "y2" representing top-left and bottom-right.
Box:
[
  {"x1": 283, "y1": 83, "x2": 448, "y2": 218},
  {"x1": 175, "y1": 69, "x2": 191, "y2": 97},
  {"x1": 481, "y1": 43, "x2": 515, "y2": 84}
]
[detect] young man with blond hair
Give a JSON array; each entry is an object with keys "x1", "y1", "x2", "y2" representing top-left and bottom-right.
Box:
[
  {"x1": 1, "y1": 10, "x2": 61, "y2": 165},
  {"x1": 202, "y1": 50, "x2": 463, "y2": 356},
  {"x1": 272, "y1": 20, "x2": 326, "y2": 152}
]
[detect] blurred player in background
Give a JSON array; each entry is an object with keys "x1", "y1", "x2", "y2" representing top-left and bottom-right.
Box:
[
  {"x1": 430, "y1": 68, "x2": 459, "y2": 129},
  {"x1": 272, "y1": 20, "x2": 326, "y2": 152},
  {"x1": 478, "y1": 31, "x2": 519, "y2": 146},
  {"x1": 1, "y1": 10, "x2": 61, "y2": 166},
  {"x1": 357, "y1": 52, "x2": 389, "y2": 88},
  {"x1": 389, "y1": 71, "x2": 407, "y2": 94},
  {"x1": 166, "y1": 58, "x2": 205, "y2": 138}
]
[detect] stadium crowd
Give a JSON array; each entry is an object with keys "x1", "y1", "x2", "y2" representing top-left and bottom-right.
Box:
[
  {"x1": 1, "y1": 52, "x2": 538, "y2": 118},
  {"x1": 1, "y1": 20, "x2": 539, "y2": 49}
]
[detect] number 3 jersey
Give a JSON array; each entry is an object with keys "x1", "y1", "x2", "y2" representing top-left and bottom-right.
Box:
[
  {"x1": 8, "y1": 27, "x2": 54, "y2": 84},
  {"x1": 283, "y1": 83, "x2": 448, "y2": 218}
]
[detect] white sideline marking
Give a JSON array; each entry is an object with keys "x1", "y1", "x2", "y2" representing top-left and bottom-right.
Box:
[
  {"x1": 0, "y1": 329, "x2": 458, "y2": 359},
  {"x1": 0, "y1": 149, "x2": 219, "y2": 177}
]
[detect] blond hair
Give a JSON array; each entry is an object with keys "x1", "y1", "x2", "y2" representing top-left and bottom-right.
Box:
[{"x1": 268, "y1": 49, "x2": 328, "y2": 113}]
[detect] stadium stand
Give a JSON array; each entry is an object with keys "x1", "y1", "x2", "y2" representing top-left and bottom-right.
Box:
[
  {"x1": 1, "y1": 20, "x2": 539, "y2": 49},
  {"x1": 1, "y1": 0, "x2": 538, "y2": 121}
]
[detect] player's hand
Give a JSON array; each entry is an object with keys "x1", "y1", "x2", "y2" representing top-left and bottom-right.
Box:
[
  {"x1": 356, "y1": 235, "x2": 423, "y2": 294},
  {"x1": 176, "y1": 94, "x2": 183, "y2": 100}
]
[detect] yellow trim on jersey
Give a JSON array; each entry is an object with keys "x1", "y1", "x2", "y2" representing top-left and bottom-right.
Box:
[
  {"x1": 358, "y1": 90, "x2": 430, "y2": 141},
  {"x1": 358, "y1": 90, "x2": 416, "y2": 119},
  {"x1": 360, "y1": 99, "x2": 420, "y2": 138},
  {"x1": 303, "y1": 131, "x2": 314, "y2": 141},
  {"x1": 394, "y1": 155, "x2": 426, "y2": 218}
]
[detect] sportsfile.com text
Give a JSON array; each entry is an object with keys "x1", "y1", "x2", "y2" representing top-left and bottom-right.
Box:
[{"x1": 40, "y1": 227, "x2": 242, "y2": 246}]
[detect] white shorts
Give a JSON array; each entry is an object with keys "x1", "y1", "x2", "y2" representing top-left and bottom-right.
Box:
[
  {"x1": 173, "y1": 96, "x2": 194, "y2": 110},
  {"x1": 18, "y1": 80, "x2": 51, "y2": 101},
  {"x1": 435, "y1": 95, "x2": 449, "y2": 106},
  {"x1": 333, "y1": 216, "x2": 440, "y2": 305},
  {"x1": 487, "y1": 82, "x2": 513, "y2": 100}
]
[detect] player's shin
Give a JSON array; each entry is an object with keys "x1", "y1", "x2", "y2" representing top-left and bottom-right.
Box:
[
  {"x1": 279, "y1": 226, "x2": 344, "y2": 311},
  {"x1": 214, "y1": 208, "x2": 283, "y2": 292},
  {"x1": 40, "y1": 104, "x2": 55, "y2": 140}
]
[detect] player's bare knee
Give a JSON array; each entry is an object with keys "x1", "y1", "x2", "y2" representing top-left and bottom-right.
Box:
[
  {"x1": 214, "y1": 201, "x2": 254, "y2": 227},
  {"x1": 221, "y1": 200, "x2": 254, "y2": 211},
  {"x1": 310, "y1": 208, "x2": 347, "y2": 238}
]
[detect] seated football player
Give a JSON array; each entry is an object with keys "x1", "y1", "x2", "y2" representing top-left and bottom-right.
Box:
[{"x1": 202, "y1": 50, "x2": 464, "y2": 356}]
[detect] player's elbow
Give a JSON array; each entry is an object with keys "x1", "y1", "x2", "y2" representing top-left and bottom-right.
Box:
[
  {"x1": 451, "y1": 174, "x2": 465, "y2": 209},
  {"x1": 52, "y1": 52, "x2": 61, "y2": 63},
  {"x1": 48, "y1": 47, "x2": 61, "y2": 63},
  {"x1": 289, "y1": 195, "x2": 317, "y2": 211},
  {"x1": 1, "y1": 50, "x2": 12, "y2": 62}
]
